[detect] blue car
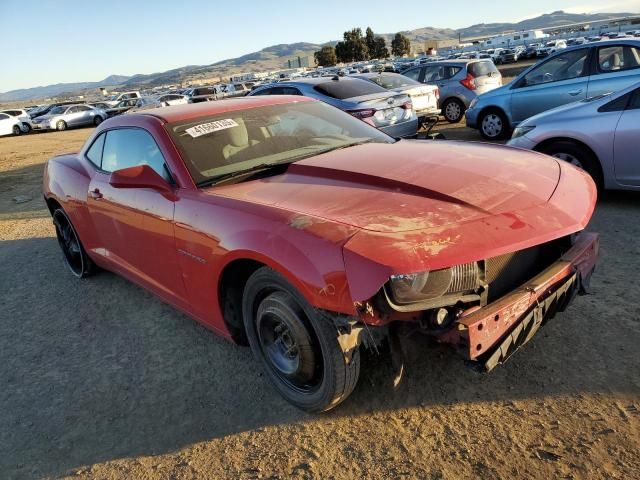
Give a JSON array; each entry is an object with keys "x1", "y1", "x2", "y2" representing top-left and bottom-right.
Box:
[
  {"x1": 466, "y1": 39, "x2": 640, "y2": 139},
  {"x1": 249, "y1": 77, "x2": 419, "y2": 138}
]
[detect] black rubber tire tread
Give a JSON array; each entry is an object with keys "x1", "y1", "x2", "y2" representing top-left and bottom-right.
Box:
[
  {"x1": 52, "y1": 208, "x2": 95, "y2": 278},
  {"x1": 242, "y1": 266, "x2": 360, "y2": 412},
  {"x1": 539, "y1": 140, "x2": 604, "y2": 191}
]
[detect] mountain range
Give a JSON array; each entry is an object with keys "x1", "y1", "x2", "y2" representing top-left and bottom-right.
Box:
[{"x1": 1, "y1": 10, "x2": 634, "y2": 103}]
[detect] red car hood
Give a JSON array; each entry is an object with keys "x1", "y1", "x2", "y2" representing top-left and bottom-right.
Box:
[{"x1": 212, "y1": 140, "x2": 561, "y2": 234}]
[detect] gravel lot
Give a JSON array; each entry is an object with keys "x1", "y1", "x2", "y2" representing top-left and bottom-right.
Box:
[{"x1": 1, "y1": 117, "x2": 639, "y2": 479}]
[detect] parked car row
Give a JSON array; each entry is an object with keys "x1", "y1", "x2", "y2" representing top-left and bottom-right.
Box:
[
  {"x1": 456, "y1": 38, "x2": 640, "y2": 192},
  {"x1": 465, "y1": 39, "x2": 640, "y2": 140},
  {"x1": 401, "y1": 59, "x2": 502, "y2": 122}
]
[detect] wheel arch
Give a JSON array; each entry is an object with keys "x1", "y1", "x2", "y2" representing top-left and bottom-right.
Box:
[
  {"x1": 45, "y1": 196, "x2": 63, "y2": 215},
  {"x1": 533, "y1": 136, "x2": 605, "y2": 188},
  {"x1": 217, "y1": 258, "x2": 266, "y2": 344}
]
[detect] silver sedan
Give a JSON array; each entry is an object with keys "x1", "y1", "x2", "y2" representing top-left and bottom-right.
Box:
[
  {"x1": 31, "y1": 104, "x2": 106, "y2": 131},
  {"x1": 507, "y1": 82, "x2": 640, "y2": 190}
]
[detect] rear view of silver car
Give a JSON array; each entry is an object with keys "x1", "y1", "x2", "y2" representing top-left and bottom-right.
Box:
[
  {"x1": 351, "y1": 72, "x2": 440, "y2": 125},
  {"x1": 401, "y1": 59, "x2": 502, "y2": 123},
  {"x1": 249, "y1": 77, "x2": 418, "y2": 138}
]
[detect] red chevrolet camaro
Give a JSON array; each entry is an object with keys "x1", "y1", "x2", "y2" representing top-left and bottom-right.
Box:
[{"x1": 43, "y1": 96, "x2": 599, "y2": 412}]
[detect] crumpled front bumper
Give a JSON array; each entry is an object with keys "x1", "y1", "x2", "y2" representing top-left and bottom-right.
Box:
[{"x1": 436, "y1": 231, "x2": 599, "y2": 371}]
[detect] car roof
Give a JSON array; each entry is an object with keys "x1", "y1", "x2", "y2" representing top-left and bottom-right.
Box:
[
  {"x1": 133, "y1": 95, "x2": 314, "y2": 123},
  {"x1": 272, "y1": 76, "x2": 367, "y2": 85},
  {"x1": 559, "y1": 37, "x2": 640, "y2": 54}
]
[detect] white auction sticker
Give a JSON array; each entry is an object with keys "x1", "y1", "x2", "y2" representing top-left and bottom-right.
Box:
[{"x1": 185, "y1": 119, "x2": 239, "y2": 138}]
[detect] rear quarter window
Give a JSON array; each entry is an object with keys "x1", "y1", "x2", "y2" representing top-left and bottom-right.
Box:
[
  {"x1": 313, "y1": 80, "x2": 387, "y2": 99},
  {"x1": 469, "y1": 61, "x2": 499, "y2": 77}
]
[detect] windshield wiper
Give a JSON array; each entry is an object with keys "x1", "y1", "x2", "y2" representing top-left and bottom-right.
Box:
[
  {"x1": 197, "y1": 162, "x2": 289, "y2": 188},
  {"x1": 196, "y1": 140, "x2": 383, "y2": 188}
]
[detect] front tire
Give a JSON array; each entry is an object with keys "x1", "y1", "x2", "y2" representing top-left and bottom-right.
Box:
[
  {"x1": 442, "y1": 98, "x2": 465, "y2": 123},
  {"x1": 21, "y1": 123, "x2": 31, "y2": 133},
  {"x1": 539, "y1": 140, "x2": 604, "y2": 189},
  {"x1": 479, "y1": 109, "x2": 510, "y2": 140},
  {"x1": 56, "y1": 120, "x2": 67, "y2": 131},
  {"x1": 93, "y1": 115, "x2": 103, "y2": 126},
  {"x1": 242, "y1": 267, "x2": 360, "y2": 412},
  {"x1": 12, "y1": 125, "x2": 21, "y2": 136},
  {"x1": 52, "y1": 208, "x2": 94, "y2": 278}
]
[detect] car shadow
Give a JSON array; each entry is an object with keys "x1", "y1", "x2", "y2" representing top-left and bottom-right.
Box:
[{"x1": 1, "y1": 193, "x2": 639, "y2": 479}]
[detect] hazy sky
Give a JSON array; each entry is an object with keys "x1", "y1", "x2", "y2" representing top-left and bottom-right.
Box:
[{"x1": 2, "y1": 0, "x2": 639, "y2": 92}]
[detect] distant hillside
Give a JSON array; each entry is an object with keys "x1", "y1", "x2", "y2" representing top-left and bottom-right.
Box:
[
  {"x1": 457, "y1": 10, "x2": 634, "y2": 38},
  {"x1": 1, "y1": 10, "x2": 635, "y2": 102},
  {"x1": 0, "y1": 75, "x2": 132, "y2": 102}
]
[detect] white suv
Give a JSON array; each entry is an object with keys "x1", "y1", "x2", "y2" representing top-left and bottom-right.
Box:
[
  {"x1": 537, "y1": 40, "x2": 567, "y2": 57},
  {"x1": 0, "y1": 109, "x2": 33, "y2": 133}
]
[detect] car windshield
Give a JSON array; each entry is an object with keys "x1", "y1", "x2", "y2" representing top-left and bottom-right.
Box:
[
  {"x1": 49, "y1": 106, "x2": 67, "y2": 115},
  {"x1": 166, "y1": 101, "x2": 393, "y2": 186},
  {"x1": 369, "y1": 74, "x2": 419, "y2": 89}
]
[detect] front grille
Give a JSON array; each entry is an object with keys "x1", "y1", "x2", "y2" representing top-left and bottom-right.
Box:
[{"x1": 485, "y1": 236, "x2": 571, "y2": 302}]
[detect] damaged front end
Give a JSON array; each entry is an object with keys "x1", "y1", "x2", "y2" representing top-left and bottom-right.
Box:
[{"x1": 335, "y1": 231, "x2": 598, "y2": 378}]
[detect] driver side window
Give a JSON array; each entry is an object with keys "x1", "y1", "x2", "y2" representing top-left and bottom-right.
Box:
[
  {"x1": 403, "y1": 68, "x2": 422, "y2": 81},
  {"x1": 423, "y1": 66, "x2": 444, "y2": 82},
  {"x1": 521, "y1": 49, "x2": 588, "y2": 87},
  {"x1": 101, "y1": 128, "x2": 172, "y2": 181}
]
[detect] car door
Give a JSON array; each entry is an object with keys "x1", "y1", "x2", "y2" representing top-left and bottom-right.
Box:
[
  {"x1": 421, "y1": 65, "x2": 460, "y2": 102},
  {"x1": 511, "y1": 48, "x2": 590, "y2": 124},
  {"x1": 613, "y1": 87, "x2": 640, "y2": 186},
  {"x1": 0, "y1": 113, "x2": 13, "y2": 135},
  {"x1": 74, "y1": 105, "x2": 94, "y2": 125},
  {"x1": 587, "y1": 44, "x2": 640, "y2": 98},
  {"x1": 86, "y1": 127, "x2": 187, "y2": 301},
  {"x1": 65, "y1": 106, "x2": 83, "y2": 126}
]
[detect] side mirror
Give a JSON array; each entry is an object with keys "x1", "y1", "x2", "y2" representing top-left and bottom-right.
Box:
[{"x1": 109, "y1": 164, "x2": 173, "y2": 196}]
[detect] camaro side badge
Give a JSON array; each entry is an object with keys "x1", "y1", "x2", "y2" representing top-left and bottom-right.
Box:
[{"x1": 177, "y1": 249, "x2": 207, "y2": 264}]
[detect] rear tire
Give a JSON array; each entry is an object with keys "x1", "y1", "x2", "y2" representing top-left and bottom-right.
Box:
[
  {"x1": 538, "y1": 140, "x2": 604, "y2": 190},
  {"x1": 56, "y1": 120, "x2": 67, "y2": 131},
  {"x1": 479, "y1": 109, "x2": 510, "y2": 140},
  {"x1": 52, "y1": 208, "x2": 95, "y2": 278},
  {"x1": 93, "y1": 116, "x2": 103, "y2": 126},
  {"x1": 442, "y1": 98, "x2": 465, "y2": 123},
  {"x1": 242, "y1": 267, "x2": 360, "y2": 412}
]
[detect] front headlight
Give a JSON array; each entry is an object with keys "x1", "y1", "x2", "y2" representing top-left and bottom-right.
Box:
[
  {"x1": 511, "y1": 125, "x2": 535, "y2": 139},
  {"x1": 389, "y1": 268, "x2": 457, "y2": 304}
]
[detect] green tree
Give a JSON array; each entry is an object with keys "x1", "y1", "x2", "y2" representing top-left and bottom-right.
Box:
[
  {"x1": 314, "y1": 46, "x2": 337, "y2": 66},
  {"x1": 365, "y1": 27, "x2": 376, "y2": 58},
  {"x1": 391, "y1": 33, "x2": 411, "y2": 57},
  {"x1": 372, "y1": 37, "x2": 388, "y2": 59},
  {"x1": 335, "y1": 28, "x2": 369, "y2": 63}
]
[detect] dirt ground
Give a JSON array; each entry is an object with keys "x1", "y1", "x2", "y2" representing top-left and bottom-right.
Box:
[{"x1": 1, "y1": 119, "x2": 639, "y2": 480}]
